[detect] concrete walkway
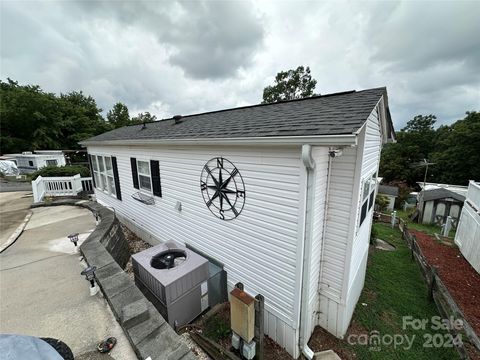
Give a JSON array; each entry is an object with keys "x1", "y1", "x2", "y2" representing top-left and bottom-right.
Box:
[
  {"x1": 0, "y1": 191, "x2": 33, "y2": 250},
  {"x1": 0, "y1": 205, "x2": 137, "y2": 359}
]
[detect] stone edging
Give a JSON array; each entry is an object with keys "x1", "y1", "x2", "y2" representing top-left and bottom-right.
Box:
[{"x1": 32, "y1": 199, "x2": 196, "y2": 360}]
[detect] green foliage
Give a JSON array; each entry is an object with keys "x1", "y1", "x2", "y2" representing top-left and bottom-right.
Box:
[
  {"x1": 430, "y1": 111, "x2": 480, "y2": 185},
  {"x1": 204, "y1": 314, "x2": 231, "y2": 342},
  {"x1": 380, "y1": 112, "x2": 480, "y2": 186},
  {"x1": 375, "y1": 194, "x2": 390, "y2": 212},
  {"x1": 107, "y1": 102, "x2": 131, "y2": 128},
  {"x1": 0, "y1": 78, "x2": 109, "y2": 154},
  {"x1": 131, "y1": 111, "x2": 157, "y2": 124},
  {"x1": 262, "y1": 66, "x2": 317, "y2": 103},
  {"x1": 29, "y1": 165, "x2": 90, "y2": 180}
]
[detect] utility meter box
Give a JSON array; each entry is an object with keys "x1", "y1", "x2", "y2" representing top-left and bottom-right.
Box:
[{"x1": 230, "y1": 287, "x2": 255, "y2": 342}]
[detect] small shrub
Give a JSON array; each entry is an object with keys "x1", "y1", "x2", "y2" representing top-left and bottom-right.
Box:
[
  {"x1": 375, "y1": 194, "x2": 390, "y2": 212},
  {"x1": 29, "y1": 165, "x2": 90, "y2": 180},
  {"x1": 204, "y1": 314, "x2": 231, "y2": 342}
]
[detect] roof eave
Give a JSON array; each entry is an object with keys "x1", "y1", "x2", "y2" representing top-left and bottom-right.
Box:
[{"x1": 80, "y1": 134, "x2": 358, "y2": 147}]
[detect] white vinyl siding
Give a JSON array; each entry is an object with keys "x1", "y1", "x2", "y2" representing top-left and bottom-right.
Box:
[
  {"x1": 318, "y1": 146, "x2": 357, "y2": 303},
  {"x1": 305, "y1": 147, "x2": 329, "y2": 338},
  {"x1": 343, "y1": 106, "x2": 382, "y2": 334},
  {"x1": 88, "y1": 144, "x2": 303, "y2": 356}
]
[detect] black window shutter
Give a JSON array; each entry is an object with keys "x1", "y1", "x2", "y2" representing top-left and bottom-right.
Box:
[
  {"x1": 150, "y1": 160, "x2": 162, "y2": 197},
  {"x1": 111, "y1": 156, "x2": 122, "y2": 201},
  {"x1": 88, "y1": 154, "x2": 96, "y2": 187},
  {"x1": 131, "y1": 158, "x2": 139, "y2": 189}
]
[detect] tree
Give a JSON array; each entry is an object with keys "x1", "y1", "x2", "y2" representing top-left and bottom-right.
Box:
[
  {"x1": 379, "y1": 112, "x2": 480, "y2": 186},
  {"x1": 262, "y1": 66, "x2": 317, "y2": 103},
  {"x1": 0, "y1": 79, "x2": 107, "y2": 154},
  {"x1": 430, "y1": 111, "x2": 480, "y2": 185},
  {"x1": 379, "y1": 114, "x2": 437, "y2": 185},
  {"x1": 131, "y1": 111, "x2": 157, "y2": 124},
  {"x1": 107, "y1": 102, "x2": 130, "y2": 128}
]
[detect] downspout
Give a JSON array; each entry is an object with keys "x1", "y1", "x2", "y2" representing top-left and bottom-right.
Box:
[{"x1": 299, "y1": 144, "x2": 316, "y2": 360}]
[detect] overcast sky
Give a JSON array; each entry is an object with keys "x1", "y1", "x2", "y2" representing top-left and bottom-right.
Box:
[{"x1": 1, "y1": 1, "x2": 479, "y2": 129}]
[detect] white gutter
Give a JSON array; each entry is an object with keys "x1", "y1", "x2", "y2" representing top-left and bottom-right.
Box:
[
  {"x1": 299, "y1": 144, "x2": 316, "y2": 360},
  {"x1": 80, "y1": 134, "x2": 357, "y2": 147}
]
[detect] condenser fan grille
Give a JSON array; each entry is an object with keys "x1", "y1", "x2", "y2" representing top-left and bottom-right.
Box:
[{"x1": 150, "y1": 249, "x2": 187, "y2": 269}]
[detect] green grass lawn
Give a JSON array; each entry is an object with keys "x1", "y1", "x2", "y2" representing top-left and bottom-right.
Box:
[{"x1": 345, "y1": 223, "x2": 459, "y2": 359}]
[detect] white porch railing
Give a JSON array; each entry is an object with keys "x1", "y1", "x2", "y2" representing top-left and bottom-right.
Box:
[{"x1": 32, "y1": 174, "x2": 94, "y2": 203}]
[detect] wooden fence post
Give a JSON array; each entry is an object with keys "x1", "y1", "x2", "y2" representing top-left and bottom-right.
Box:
[
  {"x1": 411, "y1": 234, "x2": 416, "y2": 261},
  {"x1": 254, "y1": 294, "x2": 265, "y2": 360},
  {"x1": 428, "y1": 267, "x2": 437, "y2": 302}
]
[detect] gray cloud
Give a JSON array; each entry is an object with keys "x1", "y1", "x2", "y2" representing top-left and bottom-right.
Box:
[
  {"x1": 0, "y1": 0, "x2": 478, "y2": 130},
  {"x1": 69, "y1": 0, "x2": 264, "y2": 79}
]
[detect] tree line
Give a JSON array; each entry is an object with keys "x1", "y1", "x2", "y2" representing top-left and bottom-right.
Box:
[
  {"x1": 0, "y1": 78, "x2": 155, "y2": 154},
  {"x1": 379, "y1": 112, "x2": 480, "y2": 186},
  {"x1": 1, "y1": 71, "x2": 478, "y2": 187}
]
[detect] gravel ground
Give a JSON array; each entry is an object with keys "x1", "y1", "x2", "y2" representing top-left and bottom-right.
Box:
[
  {"x1": 181, "y1": 333, "x2": 211, "y2": 360},
  {"x1": 121, "y1": 224, "x2": 152, "y2": 280}
]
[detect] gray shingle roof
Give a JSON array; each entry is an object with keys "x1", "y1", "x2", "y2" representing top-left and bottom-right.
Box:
[
  {"x1": 84, "y1": 87, "x2": 389, "y2": 143},
  {"x1": 378, "y1": 185, "x2": 399, "y2": 197},
  {"x1": 422, "y1": 188, "x2": 465, "y2": 202}
]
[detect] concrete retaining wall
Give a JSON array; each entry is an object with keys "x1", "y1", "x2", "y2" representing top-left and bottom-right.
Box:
[{"x1": 32, "y1": 199, "x2": 196, "y2": 360}]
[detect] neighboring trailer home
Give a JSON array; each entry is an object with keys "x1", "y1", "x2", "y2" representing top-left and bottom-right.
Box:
[
  {"x1": 5, "y1": 150, "x2": 66, "y2": 174},
  {"x1": 455, "y1": 181, "x2": 480, "y2": 274},
  {"x1": 81, "y1": 87, "x2": 395, "y2": 358},
  {"x1": 377, "y1": 184, "x2": 399, "y2": 211},
  {"x1": 417, "y1": 188, "x2": 465, "y2": 226}
]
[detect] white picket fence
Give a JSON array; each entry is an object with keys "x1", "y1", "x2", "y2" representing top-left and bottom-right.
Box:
[
  {"x1": 455, "y1": 180, "x2": 480, "y2": 274},
  {"x1": 32, "y1": 174, "x2": 94, "y2": 203}
]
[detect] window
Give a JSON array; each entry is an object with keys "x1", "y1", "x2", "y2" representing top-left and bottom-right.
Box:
[
  {"x1": 359, "y1": 174, "x2": 377, "y2": 227},
  {"x1": 137, "y1": 160, "x2": 152, "y2": 192},
  {"x1": 92, "y1": 155, "x2": 117, "y2": 197},
  {"x1": 46, "y1": 159, "x2": 58, "y2": 166},
  {"x1": 28, "y1": 161, "x2": 34, "y2": 167},
  {"x1": 130, "y1": 158, "x2": 162, "y2": 198}
]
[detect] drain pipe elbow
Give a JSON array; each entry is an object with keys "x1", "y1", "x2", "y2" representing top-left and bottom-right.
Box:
[{"x1": 302, "y1": 144, "x2": 315, "y2": 170}]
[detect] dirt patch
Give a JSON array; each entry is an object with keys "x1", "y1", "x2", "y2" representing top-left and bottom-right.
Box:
[
  {"x1": 411, "y1": 230, "x2": 480, "y2": 337},
  {"x1": 121, "y1": 224, "x2": 152, "y2": 279},
  {"x1": 308, "y1": 324, "x2": 359, "y2": 359}
]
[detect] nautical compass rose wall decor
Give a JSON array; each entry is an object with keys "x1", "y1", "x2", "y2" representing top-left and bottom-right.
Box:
[{"x1": 200, "y1": 157, "x2": 246, "y2": 220}]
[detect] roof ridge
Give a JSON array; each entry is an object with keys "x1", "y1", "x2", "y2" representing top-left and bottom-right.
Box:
[{"x1": 123, "y1": 86, "x2": 386, "y2": 128}]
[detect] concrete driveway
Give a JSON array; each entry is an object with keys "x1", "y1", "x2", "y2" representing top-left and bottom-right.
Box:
[
  {"x1": 0, "y1": 205, "x2": 137, "y2": 359},
  {"x1": 0, "y1": 191, "x2": 33, "y2": 250}
]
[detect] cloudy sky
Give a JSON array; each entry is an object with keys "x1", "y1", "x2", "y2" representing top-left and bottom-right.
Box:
[{"x1": 1, "y1": 1, "x2": 479, "y2": 129}]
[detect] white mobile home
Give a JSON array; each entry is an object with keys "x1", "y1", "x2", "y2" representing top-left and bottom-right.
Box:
[
  {"x1": 5, "y1": 150, "x2": 66, "y2": 174},
  {"x1": 81, "y1": 87, "x2": 395, "y2": 358}
]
